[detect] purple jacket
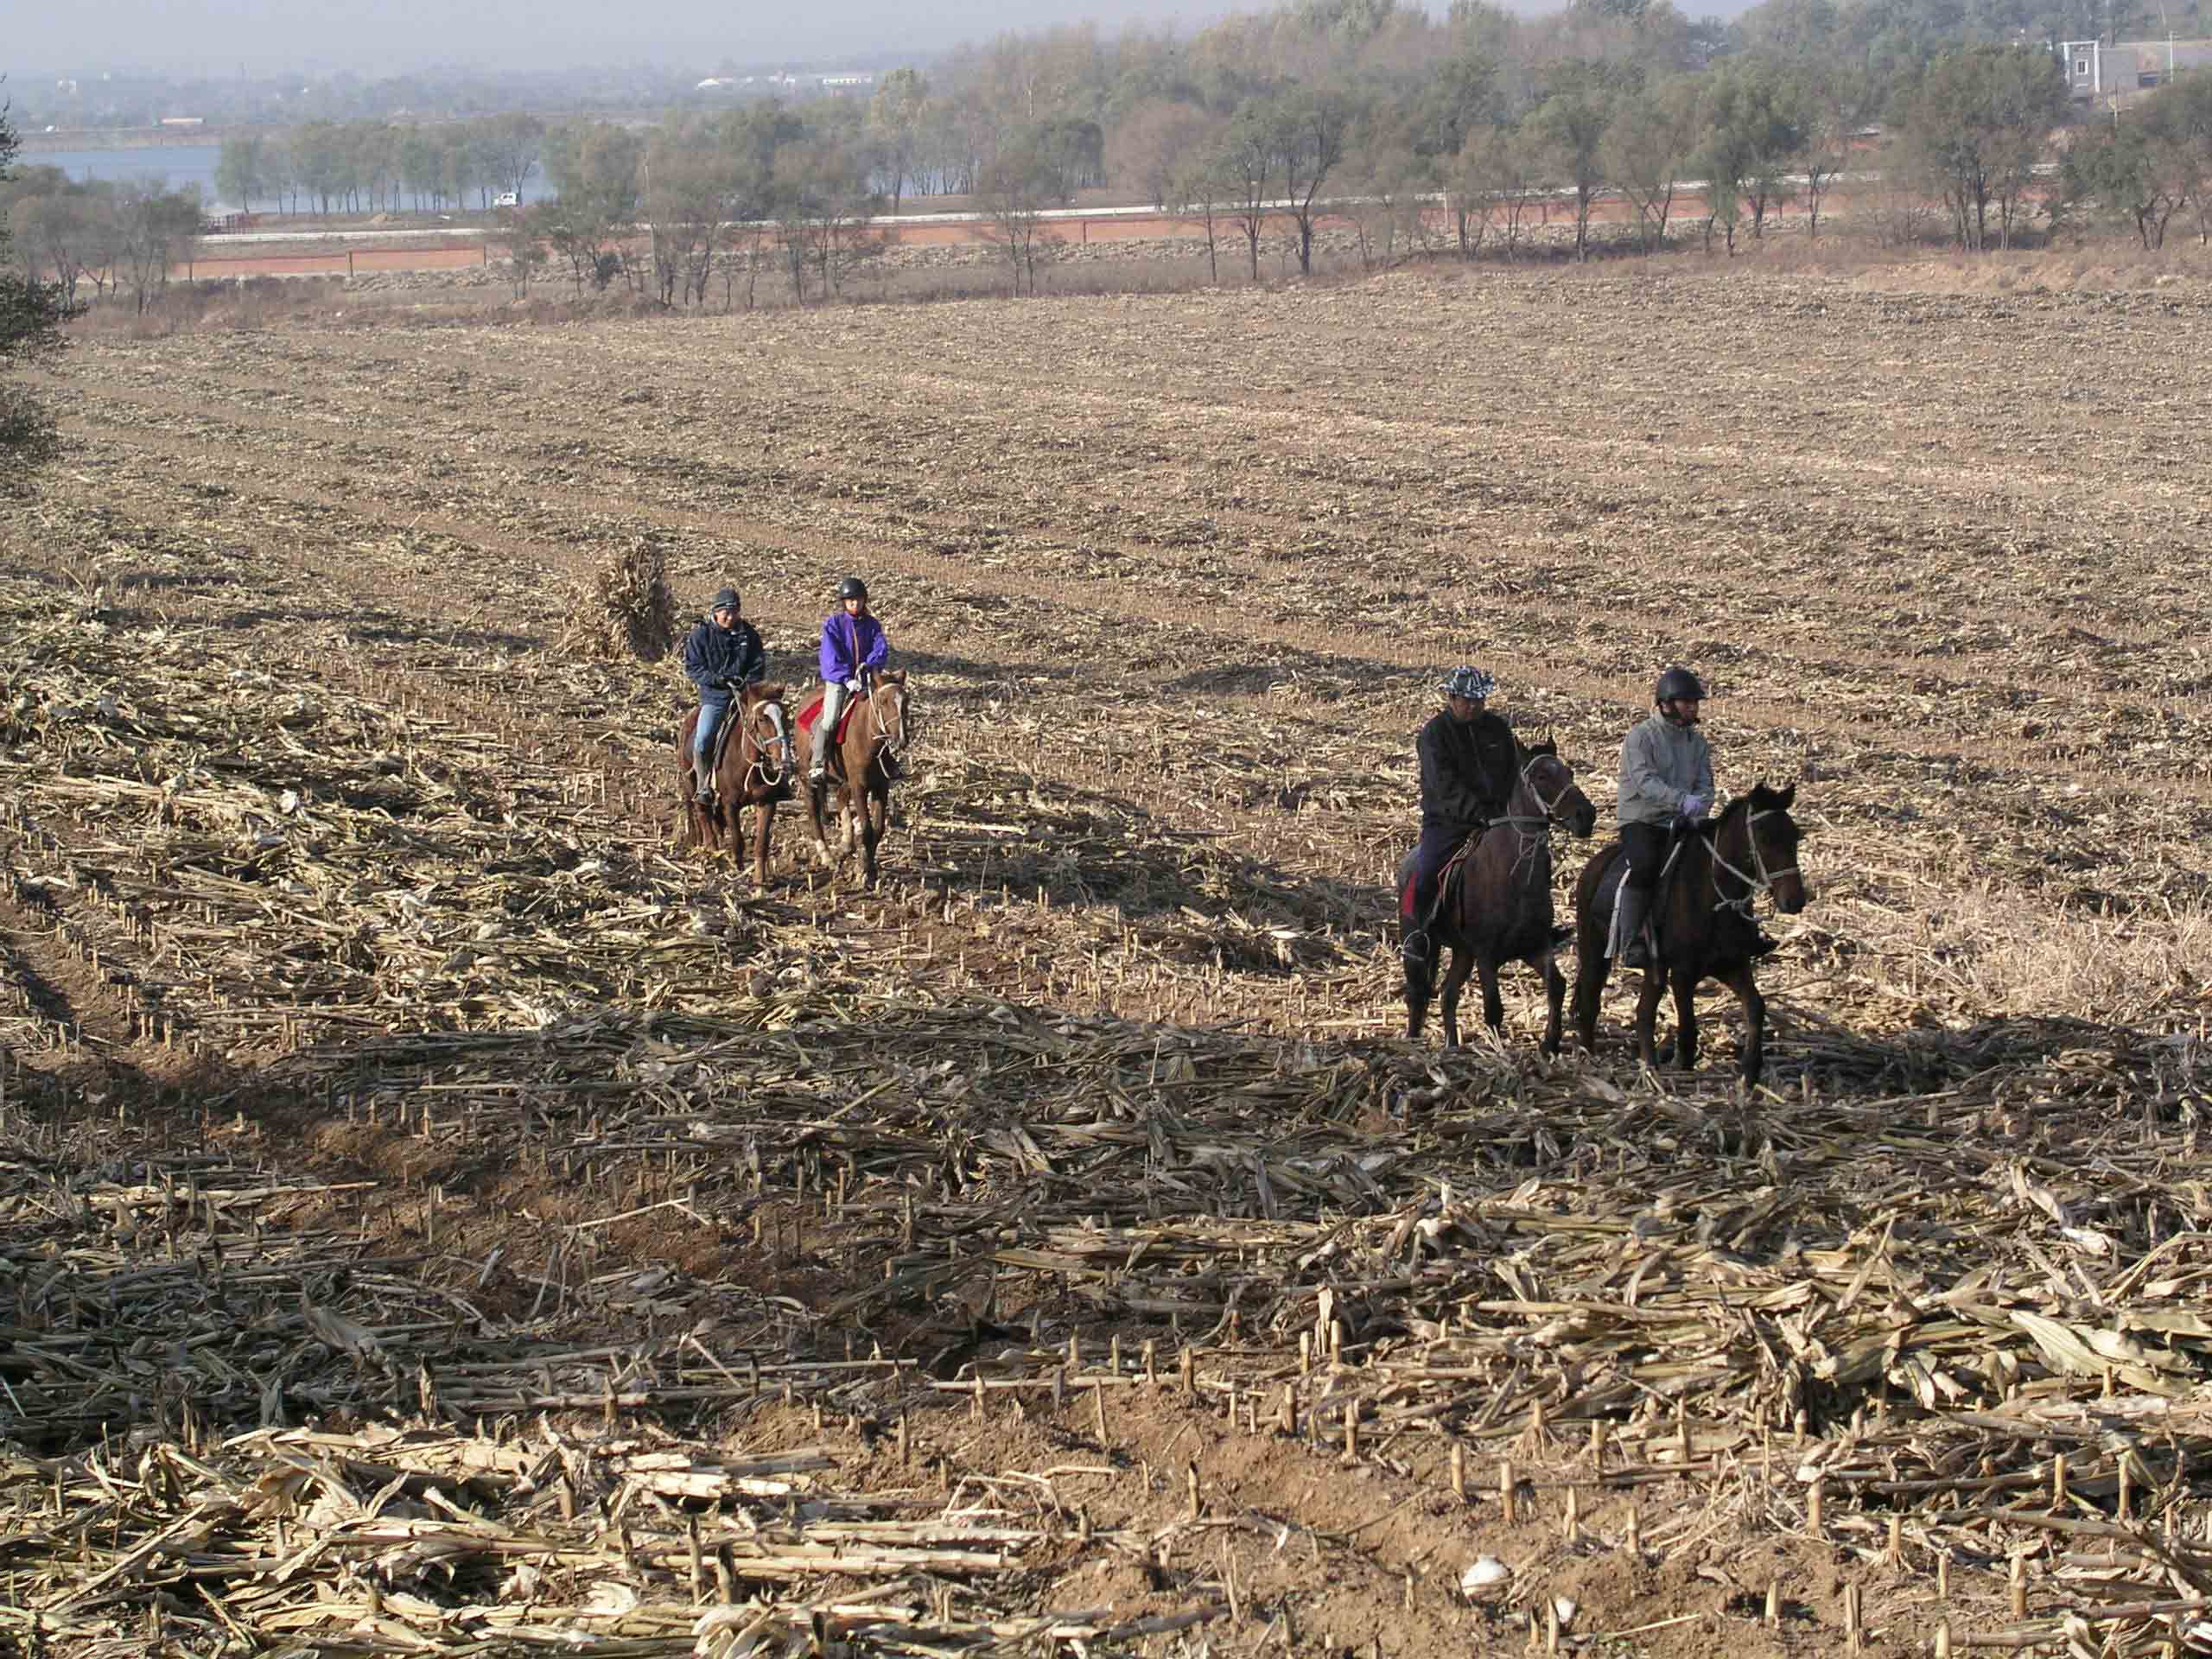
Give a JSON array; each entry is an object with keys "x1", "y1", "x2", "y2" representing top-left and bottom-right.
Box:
[{"x1": 818, "y1": 611, "x2": 889, "y2": 683}]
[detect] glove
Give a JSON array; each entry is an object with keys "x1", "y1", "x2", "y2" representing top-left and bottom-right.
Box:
[
  {"x1": 1680, "y1": 794, "x2": 1708, "y2": 820},
  {"x1": 844, "y1": 678, "x2": 863, "y2": 694}
]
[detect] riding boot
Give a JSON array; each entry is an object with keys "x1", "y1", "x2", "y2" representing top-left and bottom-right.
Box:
[
  {"x1": 1616, "y1": 886, "x2": 1655, "y2": 969},
  {"x1": 693, "y1": 752, "x2": 716, "y2": 805},
  {"x1": 696, "y1": 775, "x2": 716, "y2": 806}
]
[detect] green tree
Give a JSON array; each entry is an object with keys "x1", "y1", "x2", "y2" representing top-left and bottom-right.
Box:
[
  {"x1": 1904, "y1": 44, "x2": 2068, "y2": 250},
  {"x1": 1529, "y1": 67, "x2": 1616, "y2": 260},
  {"x1": 868, "y1": 67, "x2": 931, "y2": 211},
  {"x1": 214, "y1": 133, "x2": 269, "y2": 211},
  {"x1": 1695, "y1": 54, "x2": 1804, "y2": 249},
  {"x1": 0, "y1": 103, "x2": 79, "y2": 492},
  {"x1": 1603, "y1": 76, "x2": 1699, "y2": 249}
]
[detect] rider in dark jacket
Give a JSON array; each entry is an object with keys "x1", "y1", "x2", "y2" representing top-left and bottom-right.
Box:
[
  {"x1": 1403, "y1": 665, "x2": 1518, "y2": 969},
  {"x1": 684, "y1": 587, "x2": 767, "y2": 803}
]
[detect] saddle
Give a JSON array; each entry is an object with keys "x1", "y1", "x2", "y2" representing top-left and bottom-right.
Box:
[
  {"x1": 1598, "y1": 827, "x2": 1695, "y2": 960},
  {"x1": 1395, "y1": 830, "x2": 1484, "y2": 928}
]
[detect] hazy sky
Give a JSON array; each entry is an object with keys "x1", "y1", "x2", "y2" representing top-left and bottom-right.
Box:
[{"x1": 11, "y1": 0, "x2": 1266, "y2": 79}]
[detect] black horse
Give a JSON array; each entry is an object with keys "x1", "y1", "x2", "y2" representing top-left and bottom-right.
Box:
[
  {"x1": 1571, "y1": 783, "x2": 1808, "y2": 1085},
  {"x1": 1404, "y1": 740, "x2": 1598, "y2": 1051}
]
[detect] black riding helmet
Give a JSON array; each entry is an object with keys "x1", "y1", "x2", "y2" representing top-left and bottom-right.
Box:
[
  {"x1": 837, "y1": 576, "x2": 868, "y2": 601},
  {"x1": 1654, "y1": 665, "x2": 1706, "y2": 704}
]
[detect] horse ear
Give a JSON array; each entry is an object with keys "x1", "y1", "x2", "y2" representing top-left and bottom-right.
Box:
[{"x1": 1777, "y1": 781, "x2": 1796, "y2": 810}]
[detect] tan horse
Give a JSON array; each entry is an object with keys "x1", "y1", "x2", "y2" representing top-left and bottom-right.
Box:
[
  {"x1": 797, "y1": 671, "x2": 912, "y2": 885},
  {"x1": 676, "y1": 683, "x2": 795, "y2": 887}
]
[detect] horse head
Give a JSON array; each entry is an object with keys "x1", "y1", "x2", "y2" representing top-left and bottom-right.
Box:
[
  {"x1": 740, "y1": 682, "x2": 793, "y2": 784},
  {"x1": 868, "y1": 670, "x2": 912, "y2": 765},
  {"x1": 1521, "y1": 738, "x2": 1599, "y2": 839},
  {"x1": 1733, "y1": 781, "x2": 1807, "y2": 913}
]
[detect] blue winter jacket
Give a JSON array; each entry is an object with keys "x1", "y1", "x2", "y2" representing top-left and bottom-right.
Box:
[
  {"x1": 683, "y1": 617, "x2": 766, "y2": 693},
  {"x1": 817, "y1": 611, "x2": 889, "y2": 684}
]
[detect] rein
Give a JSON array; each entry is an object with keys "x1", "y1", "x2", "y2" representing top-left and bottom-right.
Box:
[
  {"x1": 1489, "y1": 753, "x2": 1577, "y2": 877},
  {"x1": 1707, "y1": 806, "x2": 1797, "y2": 915}
]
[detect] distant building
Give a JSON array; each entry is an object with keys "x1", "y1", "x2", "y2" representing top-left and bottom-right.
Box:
[
  {"x1": 159, "y1": 115, "x2": 205, "y2": 127},
  {"x1": 820, "y1": 73, "x2": 875, "y2": 90},
  {"x1": 2059, "y1": 38, "x2": 2212, "y2": 99}
]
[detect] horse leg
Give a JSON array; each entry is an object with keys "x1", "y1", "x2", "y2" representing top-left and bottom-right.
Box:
[
  {"x1": 1632, "y1": 966, "x2": 1667, "y2": 1071},
  {"x1": 1671, "y1": 969, "x2": 1700, "y2": 1072},
  {"x1": 1438, "y1": 948, "x2": 1476, "y2": 1051},
  {"x1": 802, "y1": 779, "x2": 835, "y2": 868},
  {"x1": 750, "y1": 796, "x2": 773, "y2": 888},
  {"x1": 1539, "y1": 953, "x2": 1567, "y2": 1058},
  {"x1": 1572, "y1": 947, "x2": 1607, "y2": 1055},
  {"x1": 1717, "y1": 963, "x2": 1767, "y2": 1085},
  {"x1": 1404, "y1": 950, "x2": 1433, "y2": 1041},
  {"x1": 859, "y1": 784, "x2": 886, "y2": 884},
  {"x1": 1476, "y1": 954, "x2": 1506, "y2": 1040}
]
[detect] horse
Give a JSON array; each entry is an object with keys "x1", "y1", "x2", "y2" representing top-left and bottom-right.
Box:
[
  {"x1": 1402, "y1": 740, "x2": 1599, "y2": 1051},
  {"x1": 1570, "y1": 783, "x2": 1808, "y2": 1086},
  {"x1": 676, "y1": 682, "x2": 795, "y2": 887},
  {"x1": 798, "y1": 670, "x2": 912, "y2": 886}
]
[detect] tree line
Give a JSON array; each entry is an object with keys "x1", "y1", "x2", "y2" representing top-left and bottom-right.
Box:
[
  {"x1": 507, "y1": 0, "x2": 2119, "y2": 302},
  {"x1": 211, "y1": 114, "x2": 548, "y2": 214}
]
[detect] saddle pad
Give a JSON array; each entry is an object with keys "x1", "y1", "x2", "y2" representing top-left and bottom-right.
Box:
[{"x1": 795, "y1": 694, "x2": 857, "y2": 744}]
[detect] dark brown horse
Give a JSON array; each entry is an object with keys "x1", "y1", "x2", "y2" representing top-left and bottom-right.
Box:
[
  {"x1": 798, "y1": 670, "x2": 912, "y2": 885},
  {"x1": 1571, "y1": 783, "x2": 1808, "y2": 1085},
  {"x1": 1405, "y1": 740, "x2": 1599, "y2": 1051},
  {"x1": 676, "y1": 683, "x2": 795, "y2": 887}
]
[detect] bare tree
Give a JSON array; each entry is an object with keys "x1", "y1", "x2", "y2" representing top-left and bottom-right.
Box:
[
  {"x1": 973, "y1": 139, "x2": 1060, "y2": 296},
  {"x1": 1276, "y1": 88, "x2": 1357, "y2": 276},
  {"x1": 1166, "y1": 142, "x2": 1233, "y2": 284},
  {"x1": 1220, "y1": 111, "x2": 1276, "y2": 283}
]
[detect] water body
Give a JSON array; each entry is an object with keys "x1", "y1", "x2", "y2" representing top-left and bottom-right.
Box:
[{"x1": 18, "y1": 144, "x2": 556, "y2": 212}]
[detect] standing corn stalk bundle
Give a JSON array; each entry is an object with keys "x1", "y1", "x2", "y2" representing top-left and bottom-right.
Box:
[{"x1": 560, "y1": 537, "x2": 677, "y2": 663}]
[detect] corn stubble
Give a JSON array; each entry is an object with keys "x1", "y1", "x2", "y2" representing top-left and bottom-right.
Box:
[{"x1": 0, "y1": 262, "x2": 2210, "y2": 1654}]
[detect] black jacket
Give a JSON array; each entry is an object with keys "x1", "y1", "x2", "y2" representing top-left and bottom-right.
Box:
[
  {"x1": 1418, "y1": 709, "x2": 1517, "y2": 830},
  {"x1": 683, "y1": 617, "x2": 766, "y2": 692}
]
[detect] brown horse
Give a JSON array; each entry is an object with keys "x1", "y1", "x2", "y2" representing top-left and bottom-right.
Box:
[
  {"x1": 798, "y1": 670, "x2": 912, "y2": 885},
  {"x1": 676, "y1": 683, "x2": 795, "y2": 886},
  {"x1": 1404, "y1": 740, "x2": 1599, "y2": 1051},
  {"x1": 1571, "y1": 783, "x2": 1808, "y2": 1086}
]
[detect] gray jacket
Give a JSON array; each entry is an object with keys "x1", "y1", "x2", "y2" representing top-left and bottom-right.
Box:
[{"x1": 1618, "y1": 714, "x2": 1713, "y2": 828}]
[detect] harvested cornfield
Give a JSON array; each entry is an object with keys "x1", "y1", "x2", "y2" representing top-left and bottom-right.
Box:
[{"x1": 3, "y1": 257, "x2": 2212, "y2": 1657}]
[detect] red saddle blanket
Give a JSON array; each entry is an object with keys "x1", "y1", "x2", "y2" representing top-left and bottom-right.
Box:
[{"x1": 796, "y1": 694, "x2": 858, "y2": 746}]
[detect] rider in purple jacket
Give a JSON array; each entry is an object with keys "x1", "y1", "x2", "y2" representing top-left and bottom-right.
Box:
[{"x1": 811, "y1": 576, "x2": 890, "y2": 782}]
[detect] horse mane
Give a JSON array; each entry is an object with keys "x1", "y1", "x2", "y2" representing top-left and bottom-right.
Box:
[
  {"x1": 879, "y1": 669, "x2": 907, "y2": 685},
  {"x1": 745, "y1": 682, "x2": 787, "y2": 705},
  {"x1": 1712, "y1": 782, "x2": 1791, "y2": 836}
]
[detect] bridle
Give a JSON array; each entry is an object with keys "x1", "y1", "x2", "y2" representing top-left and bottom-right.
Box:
[
  {"x1": 867, "y1": 680, "x2": 911, "y2": 774},
  {"x1": 1490, "y1": 752, "x2": 1581, "y2": 874},
  {"x1": 739, "y1": 695, "x2": 791, "y2": 793},
  {"x1": 1706, "y1": 805, "x2": 1798, "y2": 916}
]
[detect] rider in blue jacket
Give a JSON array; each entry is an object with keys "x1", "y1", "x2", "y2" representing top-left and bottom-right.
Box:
[
  {"x1": 811, "y1": 576, "x2": 890, "y2": 783},
  {"x1": 683, "y1": 587, "x2": 767, "y2": 803}
]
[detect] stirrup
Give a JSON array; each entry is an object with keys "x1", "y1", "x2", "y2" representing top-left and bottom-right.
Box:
[{"x1": 1399, "y1": 927, "x2": 1430, "y2": 965}]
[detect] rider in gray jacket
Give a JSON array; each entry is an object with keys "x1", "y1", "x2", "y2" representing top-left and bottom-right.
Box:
[{"x1": 1614, "y1": 665, "x2": 1716, "y2": 967}]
